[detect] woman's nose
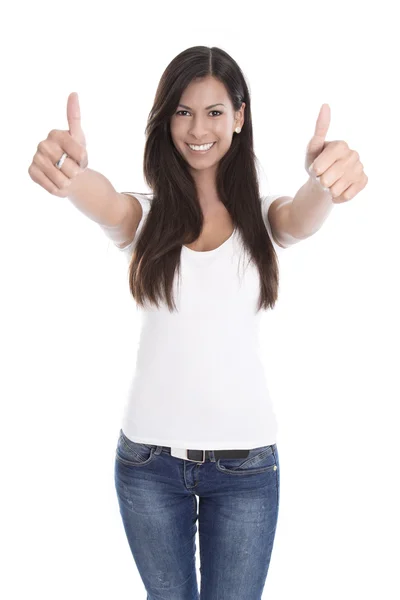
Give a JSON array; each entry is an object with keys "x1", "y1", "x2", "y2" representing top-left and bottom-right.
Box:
[{"x1": 188, "y1": 120, "x2": 212, "y2": 139}]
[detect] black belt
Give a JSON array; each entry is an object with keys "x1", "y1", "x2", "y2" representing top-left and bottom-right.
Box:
[{"x1": 169, "y1": 447, "x2": 250, "y2": 463}]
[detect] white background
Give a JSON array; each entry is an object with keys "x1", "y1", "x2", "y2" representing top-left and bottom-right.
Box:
[{"x1": 2, "y1": 0, "x2": 399, "y2": 598}]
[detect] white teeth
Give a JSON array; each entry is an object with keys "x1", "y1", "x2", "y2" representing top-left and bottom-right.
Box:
[{"x1": 188, "y1": 142, "x2": 214, "y2": 151}]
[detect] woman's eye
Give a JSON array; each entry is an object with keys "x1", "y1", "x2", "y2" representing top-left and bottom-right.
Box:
[{"x1": 175, "y1": 110, "x2": 222, "y2": 117}]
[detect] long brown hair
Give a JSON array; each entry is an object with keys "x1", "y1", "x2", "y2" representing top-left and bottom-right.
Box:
[{"x1": 129, "y1": 45, "x2": 279, "y2": 313}]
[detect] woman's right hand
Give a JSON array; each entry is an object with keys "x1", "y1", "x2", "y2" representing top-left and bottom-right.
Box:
[{"x1": 28, "y1": 92, "x2": 89, "y2": 198}]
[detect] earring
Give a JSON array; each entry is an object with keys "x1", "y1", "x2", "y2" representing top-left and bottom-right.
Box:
[{"x1": 235, "y1": 127, "x2": 241, "y2": 134}]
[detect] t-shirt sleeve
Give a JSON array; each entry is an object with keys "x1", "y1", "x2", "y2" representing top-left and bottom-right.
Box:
[
  {"x1": 116, "y1": 192, "x2": 152, "y2": 259},
  {"x1": 261, "y1": 194, "x2": 286, "y2": 255}
]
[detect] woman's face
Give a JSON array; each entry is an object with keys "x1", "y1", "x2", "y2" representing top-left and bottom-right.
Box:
[{"x1": 170, "y1": 76, "x2": 245, "y2": 173}]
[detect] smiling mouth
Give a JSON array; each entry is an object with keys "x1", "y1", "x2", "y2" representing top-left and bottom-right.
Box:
[{"x1": 185, "y1": 142, "x2": 216, "y2": 153}]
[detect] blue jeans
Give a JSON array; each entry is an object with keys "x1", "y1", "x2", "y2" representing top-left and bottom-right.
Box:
[{"x1": 114, "y1": 429, "x2": 280, "y2": 600}]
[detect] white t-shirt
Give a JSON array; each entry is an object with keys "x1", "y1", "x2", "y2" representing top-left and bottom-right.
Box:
[{"x1": 117, "y1": 192, "x2": 286, "y2": 449}]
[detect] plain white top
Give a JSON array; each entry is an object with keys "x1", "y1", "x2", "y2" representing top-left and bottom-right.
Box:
[{"x1": 116, "y1": 192, "x2": 286, "y2": 449}]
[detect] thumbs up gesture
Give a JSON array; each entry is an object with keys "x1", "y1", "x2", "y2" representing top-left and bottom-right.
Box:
[
  {"x1": 305, "y1": 104, "x2": 368, "y2": 204},
  {"x1": 28, "y1": 92, "x2": 89, "y2": 198}
]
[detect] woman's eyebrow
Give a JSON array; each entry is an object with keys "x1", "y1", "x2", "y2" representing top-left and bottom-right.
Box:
[{"x1": 177, "y1": 103, "x2": 226, "y2": 110}]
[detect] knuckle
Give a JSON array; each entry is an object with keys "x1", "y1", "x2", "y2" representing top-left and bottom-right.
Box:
[
  {"x1": 59, "y1": 187, "x2": 69, "y2": 198},
  {"x1": 67, "y1": 162, "x2": 79, "y2": 178},
  {"x1": 28, "y1": 165, "x2": 36, "y2": 180},
  {"x1": 61, "y1": 178, "x2": 71, "y2": 189},
  {"x1": 33, "y1": 152, "x2": 44, "y2": 166},
  {"x1": 60, "y1": 130, "x2": 70, "y2": 143}
]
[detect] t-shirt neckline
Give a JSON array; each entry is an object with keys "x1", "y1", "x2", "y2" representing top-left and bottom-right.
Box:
[{"x1": 182, "y1": 228, "x2": 237, "y2": 255}]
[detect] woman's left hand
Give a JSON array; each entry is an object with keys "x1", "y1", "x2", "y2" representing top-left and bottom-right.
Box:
[{"x1": 305, "y1": 103, "x2": 368, "y2": 204}]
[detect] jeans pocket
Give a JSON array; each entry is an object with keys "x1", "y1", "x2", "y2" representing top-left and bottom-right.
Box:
[
  {"x1": 115, "y1": 429, "x2": 157, "y2": 467},
  {"x1": 216, "y1": 444, "x2": 278, "y2": 475}
]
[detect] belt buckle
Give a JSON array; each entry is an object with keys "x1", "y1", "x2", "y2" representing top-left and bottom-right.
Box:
[{"x1": 186, "y1": 449, "x2": 206, "y2": 464}]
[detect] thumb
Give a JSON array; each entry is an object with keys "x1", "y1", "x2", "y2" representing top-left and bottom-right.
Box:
[
  {"x1": 306, "y1": 103, "x2": 331, "y2": 166},
  {"x1": 67, "y1": 92, "x2": 86, "y2": 146}
]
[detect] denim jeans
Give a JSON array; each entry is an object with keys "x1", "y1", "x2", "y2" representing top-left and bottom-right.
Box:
[{"x1": 114, "y1": 429, "x2": 280, "y2": 600}]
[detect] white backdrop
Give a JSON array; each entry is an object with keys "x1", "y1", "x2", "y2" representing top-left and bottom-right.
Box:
[{"x1": 2, "y1": 0, "x2": 399, "y2": 598}]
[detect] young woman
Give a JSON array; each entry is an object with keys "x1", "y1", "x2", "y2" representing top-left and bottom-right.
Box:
[{"x1": 28, "y1": 44, "x2": 367, "y2": 600}]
